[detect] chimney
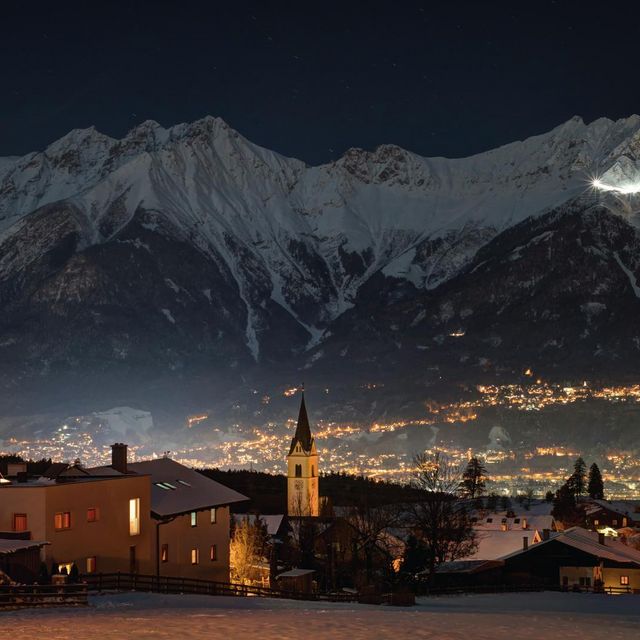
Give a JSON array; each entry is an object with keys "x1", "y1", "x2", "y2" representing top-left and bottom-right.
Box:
[
  {"x1": 523, "y1": 536, "x2": 529, "y2": 551},
  {"x1": 111, "y1": 443, "x2": 128, "y2": 474},
  {"x1": 542, "y1": 528, "x2": 550, "y2": 541},
  {"x1": 598, "y1": 532, "x2": 605, "y2": 546}
]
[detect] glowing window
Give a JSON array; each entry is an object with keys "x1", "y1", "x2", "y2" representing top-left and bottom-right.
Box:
[
  {"x1": 191, "y1": 548, "x2": 199, "y2": 565},
  {"x1": 210, "y1": 544, "x2": 217, "y2": 561},
  {"x1": 13, "y1": 513, "x2": 28, "y2": 532},
  {"x1": 54, "y1": 512, "x2": 71, "y2": 530},
  {"x1": 87, "y1": 508, "x2": 98, "y2": 523},
  {"x1": 161, "y1": 544, "x2": 169, "y2": 563},
  {"x1": 129, "y1": 498, "x2": 140, "y2": 536},
  {"x1": 191, "y1": 511, "x2": 197, "y2": 527},
  {"x1": 621, "y1": 575, "x2": 630, "y2": 586},
  {"x1": 86, "y1": 557, "x2": 97, "y2": 574},
  {"x1": 210, "y1": 508, "x2": 217, "y2": 524}
]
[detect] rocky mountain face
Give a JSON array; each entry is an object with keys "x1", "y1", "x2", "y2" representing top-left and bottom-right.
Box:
[{"x1": 2, "y1": 115, "x2": 640, "y2": 414}]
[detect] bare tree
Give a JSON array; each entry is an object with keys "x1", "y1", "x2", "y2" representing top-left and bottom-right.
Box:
[
  {"x1": 408, "y1": 451, "x2": 477, "y2": 581},
  {"x1": 229, "y1": 516, "x2": 268, "y2": 585},
  {"x1": 346, "y1": 500, "x2": 402, "y2": 587}
]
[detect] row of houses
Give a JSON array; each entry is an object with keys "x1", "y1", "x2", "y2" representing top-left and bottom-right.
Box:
[
  {"x1": 436, "y1": 499, "x2": 640, "y2": 592},
  {"x1": 0, "y1": 443, "x2": 248, "y2": 583}
]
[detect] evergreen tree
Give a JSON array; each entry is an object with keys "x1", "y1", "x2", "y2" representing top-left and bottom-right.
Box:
[
  {"x1": 552, "y1": 483, "x2": 582, "y2": 526},
  {"x1": 587, "y1": 463, "x2": 605, "y2": 499},
  {"x1": 567, "y1": 457, "x2": 587, "y2": 497},
  {"x1": 459, "y1": 457, "x2": 488, "y2": 499},
  {"x1": 545, "y1": 490, "x2": 555, "y2": 502}
]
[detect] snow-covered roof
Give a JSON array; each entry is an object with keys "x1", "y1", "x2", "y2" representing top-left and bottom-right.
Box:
[
  {"x1": 500, "y1": 527, "x2": 640, "y2": 566},
  {"x1": 276, "y1": 568, "x2": 315, "y2": 578},
  {"x1": 584, "y1": 500, "x2": 640, "y2": 523},
  {"x1": 0, "y1": 539, "x2": 49, "y2": 555},
  {"x1": 474, "y1": 514, "x2": 555, "y2": 532},
  {"x1": 468, "y1": 529, "x2": 541, "y2": 560},
  {"x1": 88, "y1": 457, "x2": 248, "y2": 517}
]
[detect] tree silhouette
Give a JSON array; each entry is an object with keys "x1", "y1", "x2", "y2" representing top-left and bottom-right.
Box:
[
  {"x1": 587, "y1": 463, "x2": 604, "y2": 499},
  {"x1": 567, "y1": 457, "x2": 587, "y2": 497},
  {"x1": 459, "y1": 457, "x2": 487, "y2": 499}
]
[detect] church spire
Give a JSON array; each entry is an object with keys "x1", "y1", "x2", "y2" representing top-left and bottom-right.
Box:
[{"x1": 289, "y1": 391, "x2": 313, "y2": 454}]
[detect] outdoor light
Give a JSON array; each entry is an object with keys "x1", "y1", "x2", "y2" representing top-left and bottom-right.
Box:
[{"x1": 591, "y1": 177, "x2": 640, "y2": 194}]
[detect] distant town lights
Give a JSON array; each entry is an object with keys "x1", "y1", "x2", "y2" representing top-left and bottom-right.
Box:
[{"x1": 591, "y1": 177, "x2": 640, "y2": 195}]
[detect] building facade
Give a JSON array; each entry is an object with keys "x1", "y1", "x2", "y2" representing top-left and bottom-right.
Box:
[
  {"x1": 0, "y1": 473, "x2": 153, "y2": 576},
  {"x1": 0, "y1": 444, "x2": 247, "y2": 582}
]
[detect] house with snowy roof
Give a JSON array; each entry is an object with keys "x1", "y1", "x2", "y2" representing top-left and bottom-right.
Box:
[
  {"x1": 583, "y1": 499, "x2": 640, "y2": 531},
  {"x1": 501, "y1": 527, "x2": 640, "y2": 591},
  {"x1": 0, "y1": 443, "x2": 247, "y2": 583}
]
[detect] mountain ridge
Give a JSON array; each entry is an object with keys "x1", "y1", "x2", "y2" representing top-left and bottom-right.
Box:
[{"x1": 2, "y1": 114, "x2": 640, "y2": 414}]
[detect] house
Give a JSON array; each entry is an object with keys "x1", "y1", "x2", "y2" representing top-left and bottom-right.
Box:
[
  {"x1": 0, "y1": 470, "x2": 154, "y2": 578},
  {"x1": 0, "y1": 539, "x2": 49, "y2": 583},
  {"x1": 275, "y1": 568, "x2": 316, "y2": 593},
  {"x1": 501, "y1": 527, "x2": 640, "y2": 591},
  {"x1": 584, "y1": 499, "x2": 640, "y2": 531},
  {"x1": 0, "y1": 443, "x2": 248, "y2": 582},
  {"x1": 86, "y1": 445, "x2": 249, "y2": 581}
]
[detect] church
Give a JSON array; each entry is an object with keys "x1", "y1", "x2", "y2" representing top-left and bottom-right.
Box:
[{"x1": 287, "y1": 393, "x2": 319, "y2": 517}]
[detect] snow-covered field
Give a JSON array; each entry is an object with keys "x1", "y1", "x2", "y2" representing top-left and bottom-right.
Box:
[{"x1": 4, "y1": 591, "x2": 639, "y2": 639}]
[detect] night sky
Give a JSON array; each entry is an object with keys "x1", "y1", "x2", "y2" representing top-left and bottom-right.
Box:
[{"x1": 3, "y1": 0, "x2": 640, "y2": 164}]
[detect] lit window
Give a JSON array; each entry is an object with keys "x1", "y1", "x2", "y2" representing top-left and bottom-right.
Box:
[
  {"x1": 191, "y1": 511, "x2": 197, "y2": 527},
  {"x1": 86, "y1": 557, "x2": 97, "y2": 574},
  {"x1": 54, "y1": 512, "x2": 71, "y2": 530},
  {"x1": 161, "y1": 544, "x2": 169, "y2": 563},
  {"x1": 13, "y1": 513, "x2": 28, "y2": 532},
  {"x1": 594, "y1": 519, "x2": 599, "y2": 526},
  {"x1": 210, "y1": 544, "x2": 217, "y2": 561},
  {"x1": 129, "y1": 498, "x2": 140, "y2": 536},
  {"x1": 210, "y1": 508, "x2": 217, "y2": 524},
  {"x1": 191, "y1": 548, "x2": 199, "y2": 565},
  {"x1": 621, "y1": 575, "x2": 630, "y2": 586},
  {"x1": 87, "y1": 508, "x2": 98, "y2": 523}
]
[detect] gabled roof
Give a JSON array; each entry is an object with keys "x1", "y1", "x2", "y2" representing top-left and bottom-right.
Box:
[
  {"x1": 88, "y1": 457, "x2": 248, "y2": 517},
  {"x1": 0, "y1": 539, "x2": 50, "y2": 555},
  {"x1": 585, "y1": 499, "x2": 640, "y2": 523},
  {"x1": 234, "y1": 514, "x2": 286, "y2": 537},
  {"x1": 500, "y1": 526, "x2": 640, "y2": 566},
  {"x1": 289, "y1": 393, "x2": 314, "y2": 454}
]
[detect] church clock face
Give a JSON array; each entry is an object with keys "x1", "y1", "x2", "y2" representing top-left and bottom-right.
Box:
[{"x1": 294, "y1": 480, "x2": 303, "y2": 490}]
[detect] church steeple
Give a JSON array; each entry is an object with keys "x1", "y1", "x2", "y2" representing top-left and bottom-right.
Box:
[
  {"x1": 286, "y1": 390, "x2": 319, "y2": 517},
  {"x1": 289, "y1": 392, "x2": 313, "y2": 454}
]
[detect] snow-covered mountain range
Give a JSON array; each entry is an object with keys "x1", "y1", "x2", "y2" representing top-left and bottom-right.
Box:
[{"x1": 2, "y1": 114, "x2": 640, "y2": 413}]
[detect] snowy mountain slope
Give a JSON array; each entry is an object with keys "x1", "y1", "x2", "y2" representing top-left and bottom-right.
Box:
[{"x1": 2, "y1": 114, "x2": 640, "y2": 408}]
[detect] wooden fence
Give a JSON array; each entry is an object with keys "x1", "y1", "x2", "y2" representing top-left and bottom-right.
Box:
[
  {"x1": 85, "y1": 572, "x2": 359, "y2": 602},
  {"x1": 0, "y1": 583, "x2": 88, "y2": 610}
]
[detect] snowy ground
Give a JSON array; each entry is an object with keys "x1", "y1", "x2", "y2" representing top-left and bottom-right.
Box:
[{"x1": 3, "y1": 591, "x2": 640, "y2": 639}]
